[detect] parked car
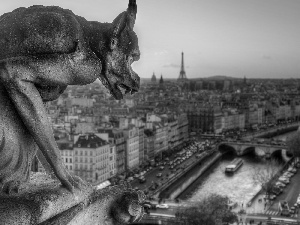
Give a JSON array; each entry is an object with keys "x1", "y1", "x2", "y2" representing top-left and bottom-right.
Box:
[
  {"x1": 156, "y1": 173, "x2": 162, "y2": 177},
  {"x1": 278, "y1": 177, "x2": 290, "y2": 184},
  {"x1": 156, "y1": 204, "x2": 169, "y2": 209},
  {"x1": 263, "y1": 194, "x2": 276, "y2": 200},
  {"x1": 139, "y1": 177, "x2": 146, "y2": 183},
  {"x1": 159, "y1": 166, "x2": 165, "y2": 171},
  {"x1": 288, "y1": 167, "x2": 297, "y2": 173},
  {"x1": 271, "y1": 186, "x2": 283, "y2": 195},
  {"x1": 127, "y1": 177, "x2": 134, "y2": 182},
  {"x1": 283, "y1": 172, "x2": 293, "y2": 178},
  {"x1": 281, "y1": 208, "x2": 290, "y2": 217},
  {"x1": 144, "y1": 202, "x2": 156, "y2": 209}
]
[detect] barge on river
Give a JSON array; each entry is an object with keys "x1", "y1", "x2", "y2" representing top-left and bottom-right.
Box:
[{"x1": 225, "y1": 158, "x2": 243, "y2": 173}]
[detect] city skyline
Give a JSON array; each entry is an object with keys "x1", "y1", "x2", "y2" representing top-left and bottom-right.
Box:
[{"x1": 2, "y1": 0, "x2": 299, "y2": 79}]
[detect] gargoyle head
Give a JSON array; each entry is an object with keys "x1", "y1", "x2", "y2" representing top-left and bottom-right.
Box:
[{"x1": 99, "y1": 0, "x2": 140, "y2": 100}]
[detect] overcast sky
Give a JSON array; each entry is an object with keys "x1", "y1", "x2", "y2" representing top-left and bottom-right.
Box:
[{"x1": 1, "y1": 0, "x2": 300, "y2": 79}]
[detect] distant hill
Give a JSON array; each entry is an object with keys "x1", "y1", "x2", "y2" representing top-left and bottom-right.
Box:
[
  {"x1": 191, "y1": 75, "x2": 241, "y2": 81},
  {"x1": 142, "y1": 75, "x2": 241, "y2": 82}
]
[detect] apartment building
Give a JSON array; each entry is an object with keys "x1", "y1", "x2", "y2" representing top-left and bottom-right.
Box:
[{"x1": 74, "y1": 134, "x2": 110, "y2": 184}]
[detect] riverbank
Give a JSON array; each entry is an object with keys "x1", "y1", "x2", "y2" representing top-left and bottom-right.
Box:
[
  {"x1": 253, "y1": 124, "x2": 299, "y2": 139},
  {"x1": 158, "y1": 151, "x2": 222, "y2": 200}
]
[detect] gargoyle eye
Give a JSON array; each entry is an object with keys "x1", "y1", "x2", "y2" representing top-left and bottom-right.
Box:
[{"x1": 110, "y1": 38, "x2": 118, "y2": 50}]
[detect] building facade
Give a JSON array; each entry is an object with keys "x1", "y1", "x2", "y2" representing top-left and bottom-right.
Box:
[{"x1": 74, "y1": 134, "x2": 110, "y2": 184}]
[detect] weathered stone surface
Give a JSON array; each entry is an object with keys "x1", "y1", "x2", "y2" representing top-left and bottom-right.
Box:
[
  {"x1": 0, "y1": 0, "x2": 144, "y2": 223},
  {"x1": 0, "y1": 173, "x2": 145, "y2": 225},
  {"x1": 0, "y1": 0, "x2": 140, "y2": 194}
]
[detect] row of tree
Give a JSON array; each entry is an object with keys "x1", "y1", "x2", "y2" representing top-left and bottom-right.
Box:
[{"x1": 174, "y1": 194, "x2": 238, "y2": 225}]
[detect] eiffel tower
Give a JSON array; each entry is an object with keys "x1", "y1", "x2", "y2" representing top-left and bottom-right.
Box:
[{"x1": 177, "y1": 52, "x2": 188, "y2": 82}]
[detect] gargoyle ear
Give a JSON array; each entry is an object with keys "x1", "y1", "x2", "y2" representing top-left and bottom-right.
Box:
[{"x1": 112, "y1": 0, "x2": 137, "y2": 36}]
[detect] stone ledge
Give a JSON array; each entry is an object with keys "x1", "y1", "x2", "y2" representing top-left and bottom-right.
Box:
[{"x1": 0, "y1": 173, "x2": 145, "y2": 225}]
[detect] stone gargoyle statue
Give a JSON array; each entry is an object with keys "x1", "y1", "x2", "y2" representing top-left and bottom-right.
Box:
[{"x1": 0, "y1": 0, "x2": 143, "y2": 224}]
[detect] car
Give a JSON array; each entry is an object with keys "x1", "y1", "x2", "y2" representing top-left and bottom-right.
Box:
[
  {"x1": 290, "y1": 207, "x2": 296, "y2": 215},
  {"x1": 134, "y1": 173, "x2": 140, "y2": 178},
  {"x1": 139, "y1": 177, "x2": 146, "y2": 183},
  {"x1": 159, "y1": 166, "x2": 165, "y2": 171},
  {"x1": 281, "y1": 208, "x2": 290, "y2": 217},
  {"x1": 156, "y1": 173, "x2": 162, "y2": 177},
  {"x1": 275, "y1": 181, "x2": 286, "y2": 187},
  {"x1": 144, "y1": 202, "x2": 156, "y2": 209},
  {"x1": 288, "y1": 167, "x2": 297, "y2": 173},
  {"x1": 127, "y1": 177, "x2": 134, "y2": 182},
  {"x1": 283, "y1": 172, "x2": 293, "y2": 178},
  {"x1": 156, "y1": 204, "x2": 169, "y2": 209},
  {"x1": 278, "y1": 177, "x2": 290, "y2": 184},
  {"x1": 271, "y1": 186, "x2": 283, "y2": 195}
]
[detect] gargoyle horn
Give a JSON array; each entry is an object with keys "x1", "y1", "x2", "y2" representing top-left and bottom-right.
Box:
[
  {"x1": 128, "y1": 0, "x2": 137, "y2": 19},
  {"x1": 112, "y1": 0, "x2": 137, "y2": 36}
]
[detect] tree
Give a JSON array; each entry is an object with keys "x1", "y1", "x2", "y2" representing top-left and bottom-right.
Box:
[
  {"x1": 287, "y1": 130, "x2": 300, "y2": 160},
  {"x1": 252, "y1": 159, "x2": 282, "y2": 202},
  {"x1": 175, "y1": 194, "x2": 238, "y2": 225}
]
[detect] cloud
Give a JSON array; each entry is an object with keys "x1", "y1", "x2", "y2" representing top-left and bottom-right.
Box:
[
  {"x1": 262, "y1": 55, "x2": 272, "y2": 60},
  {"x1": 154, "y1": 50, "x2": 168, "y2": 56},
  {"x1": 163, "y1": 63, "x2": 190, "y2": 68},
  {"x1": 163, "y1": 63, "x2": 180, "y2": 68}
]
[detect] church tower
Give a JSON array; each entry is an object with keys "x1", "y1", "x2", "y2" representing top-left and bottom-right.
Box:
[
  {"x1": 151, "y1": 72, "x2": 157, "y2": 83},
  {"x1": 159, "y1": 74, "x2": 164, "y2": 85}
]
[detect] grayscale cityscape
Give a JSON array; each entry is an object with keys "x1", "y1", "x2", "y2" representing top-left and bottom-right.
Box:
[{"x1": 1, "y1": 0, "x2": 300, "y2": 225}]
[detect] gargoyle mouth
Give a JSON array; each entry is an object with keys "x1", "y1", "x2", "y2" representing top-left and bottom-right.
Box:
[
  {"x1": 99, "y1": 74, "x2": 139, "y2": 100},
  {"x1": 99, "y1": 54, "x2": 140, "y2": 100},
  {"x1": 111, "y1": 83, "x2": 138, "y2": 100}
]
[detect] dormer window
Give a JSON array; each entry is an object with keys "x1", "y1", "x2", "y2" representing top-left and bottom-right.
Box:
[
  {"x1": 87, "y1": 144, "x2": 90, "y2": 148},
  {"x1": 78, "y1": 144, "x2": 81, "y2": 147}
]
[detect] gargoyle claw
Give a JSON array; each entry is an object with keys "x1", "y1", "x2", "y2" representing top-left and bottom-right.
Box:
[{"x1": 1, "y1": 180, "x2": 21, "y2": 195}]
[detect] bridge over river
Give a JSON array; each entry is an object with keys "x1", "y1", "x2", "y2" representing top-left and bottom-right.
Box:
[{"x1": 219, "y1": 141, "x2": 290, "y2": 160}]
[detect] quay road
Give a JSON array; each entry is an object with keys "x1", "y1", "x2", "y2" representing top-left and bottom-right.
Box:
[
  {"x1": 242, "y1": 121, "x2": 300, "y2": 139},
  {"x1": 130, "y1": 142, "x2": 216, "y2": 197},
  {"x1": 259, "y1": 164, "x2": 300, "y2": 217}
]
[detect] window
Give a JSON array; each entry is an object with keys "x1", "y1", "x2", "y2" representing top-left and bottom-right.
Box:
[
  {"x1": 70, "y1": 158, "x2": 72, "y2": 163},
  {"x1": 70, "y1": 165, "x2": 72, "y2": 170},
  {"x1": 66, "y1": 158, "x2": 68, "y2": 163}
]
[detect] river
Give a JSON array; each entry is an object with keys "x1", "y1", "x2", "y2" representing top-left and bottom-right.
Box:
[{"x1": 179, "y1": 131, "x2": 297, "y2": 205}]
